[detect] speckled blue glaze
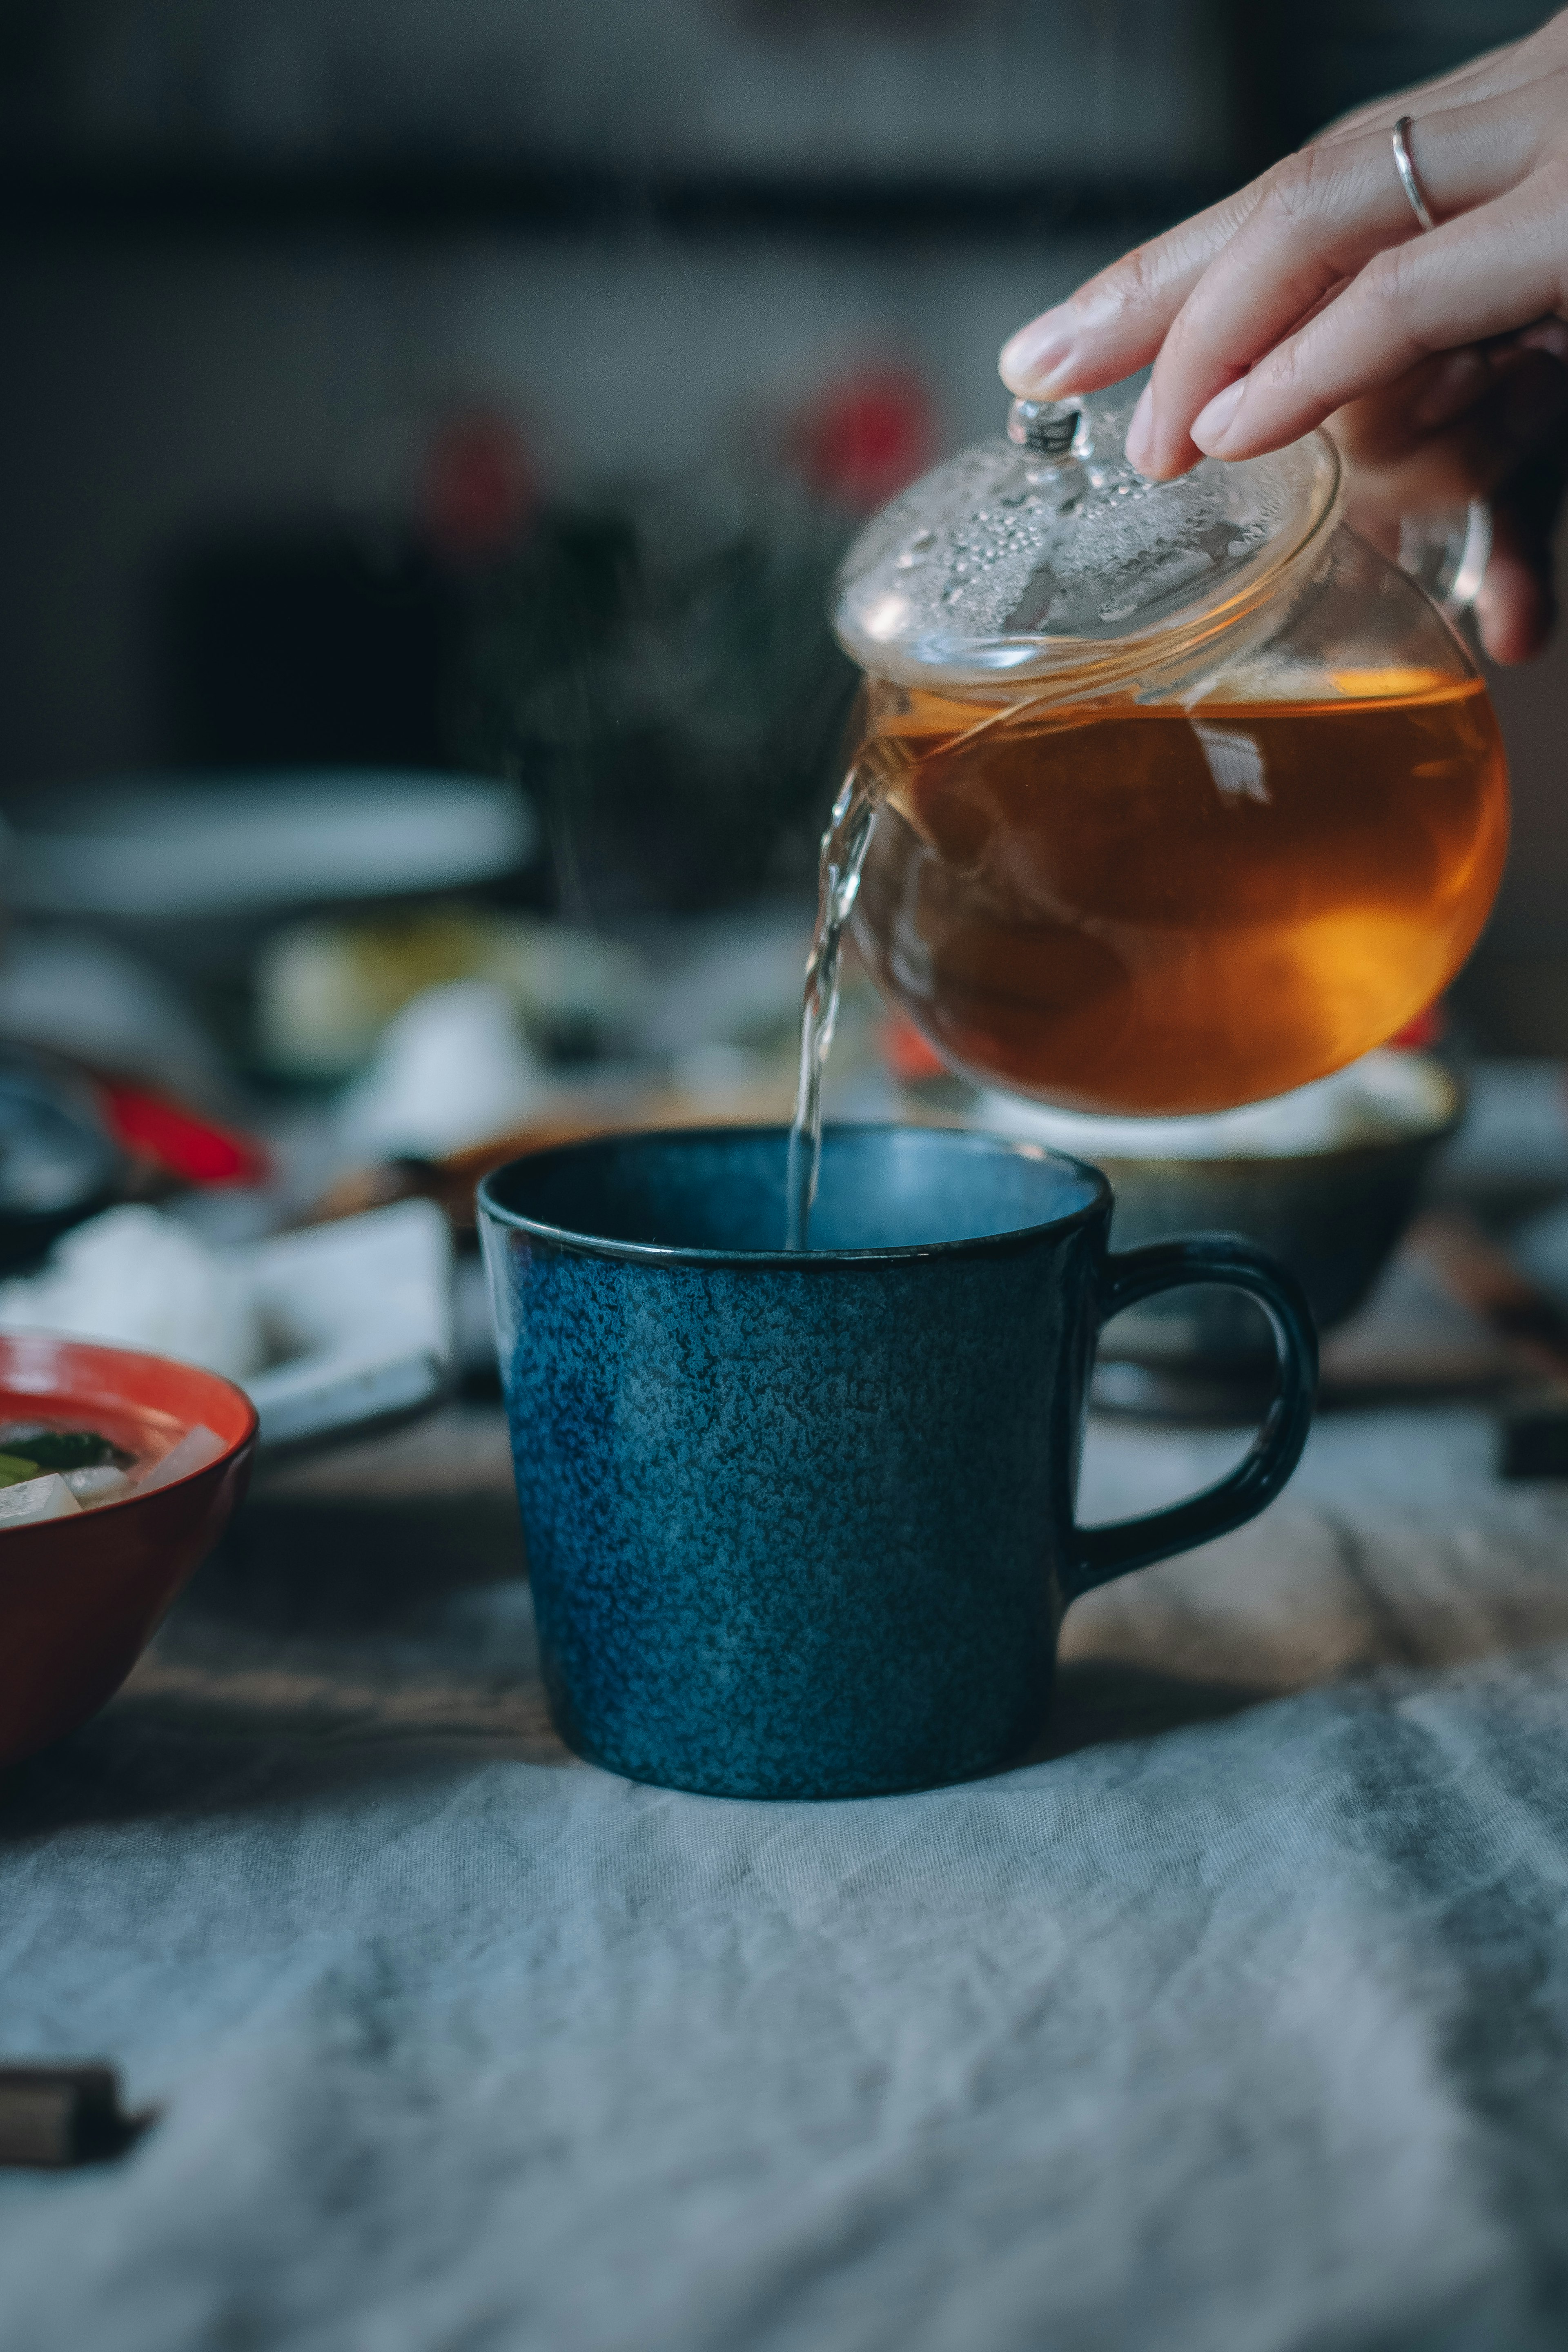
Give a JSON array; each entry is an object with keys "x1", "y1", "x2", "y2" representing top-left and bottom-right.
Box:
[{"x1": 479, "y1": 1127, "x2": 1315, "y2": 1800}]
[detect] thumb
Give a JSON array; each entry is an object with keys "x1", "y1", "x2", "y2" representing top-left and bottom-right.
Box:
[{"x1": 1475, "y1": 448, "x2": 1566, "y2": 664}]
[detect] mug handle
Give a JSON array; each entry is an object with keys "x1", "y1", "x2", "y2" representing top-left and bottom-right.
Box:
[{"x1": 1067, "y1": 1236, "x2": 1318, "y2": 1598}]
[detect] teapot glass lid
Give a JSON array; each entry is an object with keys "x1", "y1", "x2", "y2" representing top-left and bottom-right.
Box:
[{"x1": 832, "y1": 392, "x2": 1341, "y2": 690}]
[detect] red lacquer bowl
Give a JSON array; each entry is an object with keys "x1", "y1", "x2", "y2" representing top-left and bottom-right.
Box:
[{"x1": 0, "y1": 1334, "x2": 257, "y2": 1768}]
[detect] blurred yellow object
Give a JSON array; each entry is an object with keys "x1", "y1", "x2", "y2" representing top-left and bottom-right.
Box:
[{"x1": 255, "y1": 908, "x2": 644, "y2": 1078}]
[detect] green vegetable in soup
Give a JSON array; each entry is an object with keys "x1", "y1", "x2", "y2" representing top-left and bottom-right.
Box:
[
  {"x1": 0, "y1": 1453, "x2": 41, "y2": 1488},
  {"x1": 17, "y1": 1430, "x2": 132, "y2": 1472}
]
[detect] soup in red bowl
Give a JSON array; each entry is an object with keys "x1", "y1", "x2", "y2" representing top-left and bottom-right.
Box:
[{"x1": 0, "y1": 1334, "x2": 256, "y2": 1768}]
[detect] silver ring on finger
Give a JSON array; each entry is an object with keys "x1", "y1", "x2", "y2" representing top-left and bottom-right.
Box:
[{"x1": 1391, "y1": 116, "x2": 1438, "y2": 233}]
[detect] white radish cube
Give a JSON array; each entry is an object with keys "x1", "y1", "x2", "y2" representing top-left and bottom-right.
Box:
[
  {"x1": 0, "y1": 1474, "x2": 82, "y2": 1527},
  {"x1": 134, "y1": 1424, "x2": 227, "y2": 1496},
  {"x1": 65, "y1": 1466, "x2": 130, "y2": 1506}
]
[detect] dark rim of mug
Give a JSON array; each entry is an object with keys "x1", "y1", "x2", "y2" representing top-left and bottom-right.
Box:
[{"x1": 475, "y1": 1123, "x2": 1111, "y2": 1269}]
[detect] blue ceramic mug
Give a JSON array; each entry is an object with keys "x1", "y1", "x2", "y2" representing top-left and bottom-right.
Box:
[{"x1": 479, "y1": 1125, "x2": 1315, "y2": 1800}]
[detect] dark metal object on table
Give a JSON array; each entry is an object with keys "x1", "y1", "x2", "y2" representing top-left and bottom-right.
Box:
[
  {"x1": 0, "y1": 2065, "x2": 151, "y2": 2168},
  {"x1": 1405, "y1": 1210, "x2": 1568, "y2": 1480}
]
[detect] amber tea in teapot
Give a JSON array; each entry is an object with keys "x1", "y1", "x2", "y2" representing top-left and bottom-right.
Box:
[
  {"x1": 824, "y1": 396, "x2": 1508, "y2": 1123},
  {"x1": 851, "y1": 666, "x2": 1505, "y2": 1117}
]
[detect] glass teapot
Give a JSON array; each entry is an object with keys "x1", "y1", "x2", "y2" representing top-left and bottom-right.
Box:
[{"x1": 831, "y1": 393, "x2": 1508, "y2": 1116}]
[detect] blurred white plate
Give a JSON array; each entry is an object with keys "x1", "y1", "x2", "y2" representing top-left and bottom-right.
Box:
[
  {"x1": 241, "y1": 1198, "x2": 455, "y2": 1452},
  {"x1": 4, "y1": 771, "x2": 535, "y2": 919},
  {"x1": 0, "y1": 1196, "x2": 456, "y2": 1454}
]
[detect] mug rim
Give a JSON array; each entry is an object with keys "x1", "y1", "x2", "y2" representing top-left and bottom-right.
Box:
[{"x1": 476, "y1": 1121, "x2": 1111, "y2": 1270}]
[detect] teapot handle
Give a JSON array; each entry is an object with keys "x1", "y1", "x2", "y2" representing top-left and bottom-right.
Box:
[{"x1": 1398, "y1": 498, "x2": 1490, "y2": 615}]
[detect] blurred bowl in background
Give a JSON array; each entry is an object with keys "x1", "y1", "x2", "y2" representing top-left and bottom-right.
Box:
[
  {"x1": 0, "y1": 769, "x2": 539, "y2": 1077},
  {"x1": 4, "y1": 770, "x2": 535, "y2": 922},
  {"x1": 973, "y1": 1052, "x2": 1463, "y2": 1411}
]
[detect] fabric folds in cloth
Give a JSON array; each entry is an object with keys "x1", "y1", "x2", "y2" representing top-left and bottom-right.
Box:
[{"x1": 2, "y1": 1407, "x2": 1568, "y2": 2350}]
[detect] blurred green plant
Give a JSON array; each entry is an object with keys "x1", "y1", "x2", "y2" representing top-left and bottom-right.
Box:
[{"x1": 452, "y1": 478, "x2": 862, "y2": 916}]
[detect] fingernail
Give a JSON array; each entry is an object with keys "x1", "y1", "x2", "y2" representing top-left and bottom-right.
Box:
[
  {"x1": 1412, "y1": 350, "x2": 1489, "y2": 432},
  {"x1": 999, "y1": 307, "x2": 1076, "y2": 394},
  {"x1": 1502, "y1": 358, "x2": 1568, "y2": 445},
  {"x1": 1124, "y1": 383, "x2": 1155, "y2": 472},
  {"x1": 1191, "y1": 378, "x2": 1247, "y2": 454}
]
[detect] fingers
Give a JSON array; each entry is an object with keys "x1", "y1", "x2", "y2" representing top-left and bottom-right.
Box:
[
  {"x1": 1331, "y1": 348, "x2": 1568, "y2": 581},
  {"x1": 998, "y1": 181, "x2": 1271, "y2": 399},
  {"x1": 999, "y1": 33, "x2": 1563, "y2": 405},
  {"x1": 996, "y1": 18, "x2": 1568, "y2": 661},
  {"x1": 1310, "y1": 30, "x2": 1536, "y2": 150},
  {"x1": 1305, "y1": 10, "x2": 1568, "y2": 155},
  {"x1": 1001, "y1": 10, "x2": 1568, "y2": 412},
  {"x1": 1476, "y1": 485, "x2": 1562, "y2": 664},
  {"x1": 1324, "y1": 345, "x2": 1568, "y2": 664},
  {"x1": 1129, "y1": 140, "x2": 1416, "y2": 475},
  {"x1": 1320, "y1": 319, "x2": 1568, "y2": 480},
  {"x1": 1186, "y1": 173, "x2": 1568, "y2": 467},
  {"x1": 1476, "y1": 433, "x2": 1568, "y2": 664},
  {"x1": 1129, "y1": 94, "x2": 1554, "y2": 477},
  {"x1": 1335, "y1": 341, "x2": 1566, "y2": 475},
  {"x1": 1335, "y1": 347, "x2": 1492, "y2": 470}
]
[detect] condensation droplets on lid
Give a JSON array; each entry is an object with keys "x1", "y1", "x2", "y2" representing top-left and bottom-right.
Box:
[{"x1": 833, "y1": 393, "x2": 1340, "y2": 689}]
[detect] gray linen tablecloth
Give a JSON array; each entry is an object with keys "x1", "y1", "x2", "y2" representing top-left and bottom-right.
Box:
[{"x1": 5, "y1": 1401, "x2": 1568, "y2": 2351}]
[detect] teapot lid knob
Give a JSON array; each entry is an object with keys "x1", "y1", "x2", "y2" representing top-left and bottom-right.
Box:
[{"x1": 1007, "y1": 397, "x2": 1080, "y2": 458}]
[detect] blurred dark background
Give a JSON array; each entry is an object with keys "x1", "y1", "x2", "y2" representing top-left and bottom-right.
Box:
[{"x1": 0, "y1": 1, "x2": 1561, "y2": 991}]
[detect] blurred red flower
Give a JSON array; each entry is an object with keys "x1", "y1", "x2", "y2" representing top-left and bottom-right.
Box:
[
  {"x1": 791, "y1": 369, "x2": 939, "y2": 512},
  {"x1": 421, "y1": 412, "x2": 538, "y2": 562},
  {"x1": 1389, "y1": 1000, "x2": 1447, "y2": 1050}
]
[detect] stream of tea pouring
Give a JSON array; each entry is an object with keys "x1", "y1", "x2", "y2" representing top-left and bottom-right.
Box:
[
  {"x1": 784, "y1": 400, "x2": 1088, "y2": 1250},
  {"x1": 785, "y1": 763, "x2": 880, "y2": 1250},
  {"x1": 785, "y1": 398, "x2": 1090, "y2": 1249}
]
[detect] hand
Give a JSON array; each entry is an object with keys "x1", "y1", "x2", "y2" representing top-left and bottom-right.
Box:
[
  {"x1": 998, "y1": 12, "x2": 1568, "y2": 661},
  {"x1": 1329, "y1": 328, "x2": 1568, "y2": 662}
]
